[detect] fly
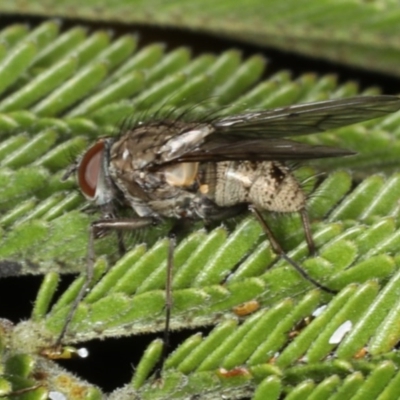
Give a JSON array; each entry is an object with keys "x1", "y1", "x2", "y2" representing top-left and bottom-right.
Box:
[{"x1": 57, "y1": 95, "x2": 400, "y2": 370}]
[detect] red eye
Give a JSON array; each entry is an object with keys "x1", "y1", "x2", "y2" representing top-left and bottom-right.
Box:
[{"x1": 78, "y1": 141, "x2": 105, "y2": 199}]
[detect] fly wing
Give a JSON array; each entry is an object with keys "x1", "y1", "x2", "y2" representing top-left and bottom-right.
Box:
[
  {"x1": 212, "y1": 95, "x2": 400, "y2": 137},
  {"x1": 168, "y1": 137, "x2": 355, "y2": 163}
]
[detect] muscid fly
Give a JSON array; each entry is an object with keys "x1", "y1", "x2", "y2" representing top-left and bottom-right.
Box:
[{"x1": 58, "y1": 95, "x2": 400, "y2": 365}]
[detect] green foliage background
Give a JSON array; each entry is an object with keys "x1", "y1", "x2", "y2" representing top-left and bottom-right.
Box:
[{"x1": 1, "y1": 1, "x2": 400, "y2": 399}]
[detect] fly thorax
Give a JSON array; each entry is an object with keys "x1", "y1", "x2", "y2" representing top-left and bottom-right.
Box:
[
  {"x1": 161, "y1": 162, "x2": 199, "y2": 187},
  {"x1": 134, "y1": 165, "x2": 201, "y2": 218},
  {"x1": 158, "y1": 125, "x2": 213, "y2": 162},
  {"x1": 130, "y1": 199, "x2": 157, "y2": 217},
  {"x1": 213, "y1": 161, "x2": 306, "y2": 212},
  {"x1": 148, "y1": 194, "x2": 199, "y2": 219}
]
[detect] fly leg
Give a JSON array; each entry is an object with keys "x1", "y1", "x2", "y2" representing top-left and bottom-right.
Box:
[
  {"x1": 300, "y1": 208, "x2": 315, "y2": 255},
  {"x1": 155, "y1": 220, "x2": 190, "y2": 379},
  {"x1": 117, "y1": 230, "x2": 126, "y2": 256},
  {"x1": 153, "y1": 234, "x2": 175, "y2": 380},
  {"x1": 54, "y1": 217, "x2": 154, "y2": 348},
  {"x1": 249, "y1": 205, "x2": 336, "y2": 294}
]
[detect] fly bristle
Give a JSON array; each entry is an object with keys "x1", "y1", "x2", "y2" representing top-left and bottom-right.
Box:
[{"x1": 113, "y1": 99, "x2": 232, "y2": 143}]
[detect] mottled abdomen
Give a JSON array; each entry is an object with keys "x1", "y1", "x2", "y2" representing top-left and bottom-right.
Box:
[{"x1": 209, "y1": 161, "x2": 306, "y2": 213}]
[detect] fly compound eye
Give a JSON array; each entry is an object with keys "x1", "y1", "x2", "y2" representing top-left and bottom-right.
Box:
[{"x1": 78, "y1": 141, "x2": 105, "y2": 200}]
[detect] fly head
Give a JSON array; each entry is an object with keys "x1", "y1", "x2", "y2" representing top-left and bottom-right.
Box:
[{"x1": 75, "y1": 138, "x2": 116, "y2": 208}]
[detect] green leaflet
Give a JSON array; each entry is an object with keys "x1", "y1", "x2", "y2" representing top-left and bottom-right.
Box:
[{"x1": 0, "y1": 18, "x2": 400, "y2": 400}]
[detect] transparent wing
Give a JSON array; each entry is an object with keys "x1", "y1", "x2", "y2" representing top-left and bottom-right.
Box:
[
  {"x1": 212, "y1": 95, "x2": 400, "y2": 137},
  {"x1": 170, "y1": 137, "x2": 355, "y2": 163}
]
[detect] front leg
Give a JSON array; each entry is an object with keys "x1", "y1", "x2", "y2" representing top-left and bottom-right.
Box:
[{"x1": 55, "y1": 217, "x2": 154, "y2": 347}]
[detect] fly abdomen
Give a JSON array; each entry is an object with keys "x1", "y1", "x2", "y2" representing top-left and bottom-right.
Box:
[{"x1": 211, "y1": 161, "x2": 306, "y2": 213}]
